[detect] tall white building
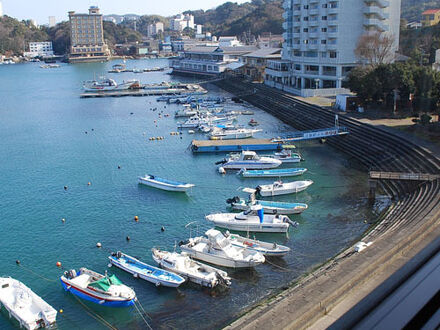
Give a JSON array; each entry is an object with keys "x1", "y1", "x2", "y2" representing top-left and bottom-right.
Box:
[
  {"x1": 265, "y1": 0, "x2": 401, "y2": 95},
  {"x1": 48, "y1": 16, "x2": 56, "y2": 27},
  {"x1": 148, "y1": 22, "x2": 164, "y2": 36},
  {"x1": 170, "y1": 14, "x2": 195, "y2": 31}
]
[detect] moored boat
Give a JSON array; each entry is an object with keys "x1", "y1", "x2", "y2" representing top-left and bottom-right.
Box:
[
  {"x1": 209, "y1": 128, "x2": 261, "y2": 140},
  {"x1": 60, "y1": 268, "x2": 136, "y2": 307},
  {"x1": 179, "y1": 229, "x2": 265, "y2": 268},
  {"x1": 0, "y1": 277, "x2": 57, "y2": 330},
  {"x1": 256, "y1": 180, "x2": 314, "y2": 197},
  {"x1": 268, "y1": 149, "x2": 303, "y2": 163},
  {"x1": 226, "y1": 196, "x2": 308, "y2": 215},
  {"x1": 238, "y1": 167, "x2": 307, "y2": 178},
  {"x1": 83, "y1": 77, "x2": 139, "y2": 92},
  {"x1": 151, "y1": 249, "x2": 232, "y2": 288},
  {"x1": 205, "y1": 205, "x2": 294, "y2": 233},
  {"x1": 138, "y1": 174, "x2": 195, "y2": 192},
  {"x1": 248, "y1": 119, "x2": 259, "y2": 126},
  {"x1": 216, "y1": 150, "x2": 282, "y2": 170},
  {"x1": 224, "y1": 232, "x2": 291, "y2": 256},
  {"x1": 109, "y1": 251, "x2": 185, "y2": 288}
]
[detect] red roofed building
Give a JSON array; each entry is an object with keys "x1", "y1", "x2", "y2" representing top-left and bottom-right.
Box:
[{"x1": 422, "y1": 9, "x2": 440, "y2": 26}]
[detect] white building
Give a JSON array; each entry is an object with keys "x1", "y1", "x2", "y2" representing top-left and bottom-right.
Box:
[
  {"x1": 170, "y1": 14, "x2": 195, "y2": 31},
  {"x1": 24, "y1": 42, "x2": 54, "y2": 58},
  {"x1": 170, "y1": 45, "x2": 257, "y2": 76},
  {"x1": 48, "y1": 16, "x2": 56, "y2": 27},
  {"x1": 148, "y1": 22, "x2": 164, "y2": 36},
  {"x1": 265, "y1": 0, "x2": 401, "y2": 96},
  {"x1": 218, "y1": 36, "x2": 241, "y2": 47},
  {"x1": 196, "y1": 24, "x2": 203, "y2": 34}
]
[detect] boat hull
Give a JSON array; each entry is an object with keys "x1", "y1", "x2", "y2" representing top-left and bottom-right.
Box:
[
  {"x1": 231, "y1": 200, "x2": 307, "y2": 215},
  {"x1": 108, "y1": 257, "x2": 184, "y2": 288},
  {"x1": 209, "y1": 221, "x2": 289, "y2": 233},
  {"x1": 60, "y1": 279, "x2": 134, "y2": 307},
  {"x1": 258, "y1": 181, "x2": 313, "y2": 197},
  {"x1": 138, "y1": 177, "x2": 194, "y2": 192},
  {"x1": 179, "y1": 246, "x2": 261, "y2": 268},
  {"x1": 241, "y1": 168, "x2": 307, "y2": 178}
]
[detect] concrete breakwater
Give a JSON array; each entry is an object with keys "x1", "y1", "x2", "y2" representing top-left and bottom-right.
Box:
[{"x1": 215, "y1": 78, "x2": 440, "y2": 329}]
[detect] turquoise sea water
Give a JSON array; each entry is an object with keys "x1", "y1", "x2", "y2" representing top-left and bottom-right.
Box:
[{"x1": 0, "y1": 59, "x2": 375, "y2": 329}]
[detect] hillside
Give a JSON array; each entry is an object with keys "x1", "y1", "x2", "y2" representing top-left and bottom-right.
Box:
[
  {"x1": 185, "y1": 0, "x2": 283, "y2": 36},
  {"x1": 401, "y1": 0, "x2": 440, "y2": 22}
]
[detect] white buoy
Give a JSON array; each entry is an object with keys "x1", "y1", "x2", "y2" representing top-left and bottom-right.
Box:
[
  {"x1": 96, "y1": 242, "x2": 102, "y2": 248},
  {"x1": 218, "y1": 167, "x2": 226, "y2": 174}
]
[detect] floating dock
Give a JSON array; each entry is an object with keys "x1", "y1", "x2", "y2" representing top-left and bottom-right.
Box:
[
  {"x1": 272, "y1": 126, "x2": 349, "y2": 142},
  {"x1": 191, "y1": 139, "x2": 284, "y2": 153},
  {"x1": 80, "y1": 84, "x2": 207, "y2": 98}
]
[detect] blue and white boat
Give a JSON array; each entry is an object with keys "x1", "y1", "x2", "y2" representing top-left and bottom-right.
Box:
[
  {"x1": 60, "y1": 268, "x2": 136, "y2": 307},
  {"x1": 227, "y1": 196, "x2": 308, "y2": 215},
  {"x1": 238, "y1": 168, "x2": 307, "y2": 178},
  {"x1": 108, "y1": 251, "x2": 186, "y2": 288},
  {"x1": 138, "y1": 174, "x2": 195, "y2": 192},
  {"x1": 268, "y1": 149, "x2": 303, "y2": 163}
]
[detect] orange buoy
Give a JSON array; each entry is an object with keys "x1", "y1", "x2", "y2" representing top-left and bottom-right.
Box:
[
  {"x1": 56, "y1": 261, "x2": 62, "y2": 268},
  {"x1": 59, "y1": 309, "x2": 63, "y2": 314},
  {"x1": 134, "y1": 215, "x2": 139, "y2": 221},
  {"x1": 87, "y1": 182, "x2": 91, "y2": 186}
]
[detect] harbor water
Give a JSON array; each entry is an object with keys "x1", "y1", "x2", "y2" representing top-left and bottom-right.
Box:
[{"x1": 0, "y1": 59, "x2": 380, "y2": 329}]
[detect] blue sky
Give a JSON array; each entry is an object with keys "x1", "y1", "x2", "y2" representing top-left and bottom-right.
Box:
[{"x1": 2, "y1": 0, "x2": 249, "y2": 25}]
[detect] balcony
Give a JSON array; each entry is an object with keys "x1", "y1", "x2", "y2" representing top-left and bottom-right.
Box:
[
  {"x1": 293, "y1": 10, "x2": 301, "y2": 16},
  {"x1": 309, "y1": 32, "x2": 318, "y2": 38},
  {"x1": 364, "y1": 6, "x2": 389, "y2": 19},
  {"x1": 328, "y1": 7, "x2": 339, "y2": 14},
  {"x1": 309, "y1": 9, "x2": 319, "y2": 15},
  {"x1": 364, "y1": 0, "x2": 389, "y2": 8},
  {"x1": 265, "y1": 67, "x2": 292, "y2": 78},
  {"x1": 363, "y1": 18, "x2": 389, "y2": 31}
]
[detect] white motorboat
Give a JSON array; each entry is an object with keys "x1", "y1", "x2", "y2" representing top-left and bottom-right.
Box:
[
  {"x1": 206, "y1": 205, "x2": 294, "y2": 233},
  {"x1": 256, "y1": 180, "x2": 314, "y2": 197},
  {"x1": 226, "y1": 196, "x2": 308, "y2": 215},
  {"x1": 0, "y1": 277, "x2": 57, "y2": 330},
  {"x1": 151, "y1": 249, "x2": 232, "y2": 288},
  {"x1": 223, "y1": 232, "x2": 291, "y2": 256},
  {"x1": 177, "y1": 115, "x2": 210, "y2": 128},
  {"x1": 179, "y1": 229, "x2": 265, "y2": 268},
  {"x1": 138, "y1": 174, "x2": 195, "y2": 192},
  {"x1": 83, "y1": 77, "x2": 139, "y2": 92},
  {"x1": 216, "y1": 150, "x2": 282, "y2": 170},
  {"x1": 60, "y1": 268, "x2": 136, "y2": 307},
  {"x1": 209, "y1": 128, "x2": 261, "y2": 140},
  {"x1": 174, "y1": 107, "x2": 198, "y2": 118}
]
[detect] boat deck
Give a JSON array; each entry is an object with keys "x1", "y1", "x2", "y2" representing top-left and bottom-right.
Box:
[{"x1": 191, "y1": 139, "x2": 284, "y2": 153}]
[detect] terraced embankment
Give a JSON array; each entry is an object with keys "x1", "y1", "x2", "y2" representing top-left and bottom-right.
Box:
[{"x1": 215, "y1": 78, "x2": 440, "y2": 329}]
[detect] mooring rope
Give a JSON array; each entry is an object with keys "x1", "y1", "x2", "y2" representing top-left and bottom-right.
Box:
[
  {"x1": 17, "y1": 263, "x2": 58, "y2": 283},
  {"x1": 133, "y1": 300, "x2": 153, "y2": 330},
  {"x1": 72, "y1": 295, "x2": 118, "y2": 330}
]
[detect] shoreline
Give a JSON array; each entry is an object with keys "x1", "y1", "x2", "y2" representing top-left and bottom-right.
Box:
[{"x1": 215, "y1": 78, "x2": 440, "y2": 329}]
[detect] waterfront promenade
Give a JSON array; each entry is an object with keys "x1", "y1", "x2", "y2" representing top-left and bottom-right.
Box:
[{"x1": 216, "y1": 78, "x2": 440, "y2": 329}]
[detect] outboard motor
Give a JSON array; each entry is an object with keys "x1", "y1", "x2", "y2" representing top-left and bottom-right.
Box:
[
  {"x1": 215, "y1": 159, "x2": 227, "y2": 165},
  {"x1": 226, "y1": 196, "x2": 241, "y2": 204},
  {"x1": 65, "y1": 269, "x2": 77, "y2": 279}
]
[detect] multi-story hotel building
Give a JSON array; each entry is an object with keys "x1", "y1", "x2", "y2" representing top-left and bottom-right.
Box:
[
  {"x1": 24, "y1": 42, "x2": 54, "y2": 58},
  {"x1": 68, "y1": 6, "x2": 110, "y2": 62},
  {"x1": 265, "y1": 0, "x2": 401, "y2": 96}
]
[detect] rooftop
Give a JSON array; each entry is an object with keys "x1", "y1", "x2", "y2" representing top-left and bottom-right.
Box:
[
  {"x1": 243, "y1": 48, "x2": 282, "y2": 58},
  {"x1": 422, "y1": 9, "x2": 440, "y2": 15}
]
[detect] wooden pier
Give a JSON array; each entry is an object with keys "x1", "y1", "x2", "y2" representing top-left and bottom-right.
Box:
[
  {"x1": 191, "y1": 138, "x2": 284, "y2": 153},
  {"x1": 369, "y1": 171, "x2": 440, "y2": 181}
]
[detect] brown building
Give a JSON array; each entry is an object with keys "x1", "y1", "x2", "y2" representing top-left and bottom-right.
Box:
[
  {"x1": 68, "y1": 6, "x2": 110, "y2": 62},
  {"x1": 241, "y1": 48, "x2": 282, "y2": 82}
]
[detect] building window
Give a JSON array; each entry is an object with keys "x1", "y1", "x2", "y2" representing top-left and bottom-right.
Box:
[
  {"x1": 322, "y1": 16, "x2": 327, "y2": 20},
  {"x1": 303, "y1": 5, "x2": 309, "y2": 9},
  {"x1": 303, "y1": 16, "x2": 309, "y2": 21},
  {"x1": 321, "y1": 40, "x2": 327, "y2": 44},
  {"x1": 303, "y1": 28, "x2": 309, "y2": 32},
  {"x1": 322, "y1": 3, "x2": 328, "y2": 8},
  {"x1": 321, "y1": 27, "x2": 327, "y2": 32},
  {"x1": 329, "y1": 51, "x2": 337, "y2": 58}
]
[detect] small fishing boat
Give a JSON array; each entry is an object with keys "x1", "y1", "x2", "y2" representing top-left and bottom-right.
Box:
[
  {"x1": 108, "y1": 251, "x2": 185, "y2": 288},
  {"x1": 223, "y1": 232, "x2": 291, "y2": 256},
  {"x1": 174, "y1": 107, "x2": 198, "y2": 118},
  {"x1": 138, "y1": 174, "x2": 195, "y2": 192},
  {"x1": 240, "y1": 110, "x2": 254, "y2": 115},
  {"x1": 177, "y1": 115, "x2": 210, "y2": 128},
  {"x1": 216, "y1": 150, "x2": 282, "y2": 170},
  {"x1": 268, "y1": 149, "x2": 303, "y2": 163},
  {"x1": 248, "y1": 119, "x2": 259, "y2": 126},
  {"x1": 206, "y1": 205, "x2": 295, "y2": 233},
  {"x1": 209, "y1": 128, "x2": 261, "y2": 140},
  {"x1": 226, "y1": 196, "x2": 308, "y2": 215},
  {"x1": 238, "y1": 168, "x2": 307, "y2": 178},
  {"x1": 60, "y1": 268, "x2": 136, "y2": 307},
  {"x1": 179, "y1": 229, "x2": 265, "y2": 268},
  {"x1": 256, "y1": 180, "x2": 314, "y2": 197},
  {"x1": 0, "y1": 277, "x2": 57, "y2": 330},
  {"x1": 151, "y1": 249, "x2": 232, "y2": 288}
]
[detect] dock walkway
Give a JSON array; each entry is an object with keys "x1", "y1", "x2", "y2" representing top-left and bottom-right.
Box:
[{"x1": 191, "y1": 138, "x2": 283, "y2": 153}]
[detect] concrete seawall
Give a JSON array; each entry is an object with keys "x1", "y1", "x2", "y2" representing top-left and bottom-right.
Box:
[{"x1": 214, "y1": 78, "x2": 440, "y2": 329}]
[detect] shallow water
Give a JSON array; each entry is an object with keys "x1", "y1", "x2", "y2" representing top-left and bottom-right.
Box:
[{"x1": 0, "y1": 59, "x2": 375, "y2": 329}]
